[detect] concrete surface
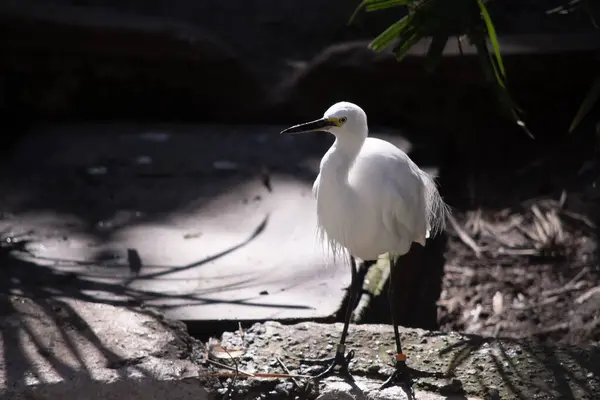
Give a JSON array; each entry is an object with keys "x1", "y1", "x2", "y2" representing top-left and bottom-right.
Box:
[
  {"x1": 0, "y1": 294, "x2": 208, "y2": 400},
  {"x1": 0, "y1": 124, "x2": 416, "y2": 324}
]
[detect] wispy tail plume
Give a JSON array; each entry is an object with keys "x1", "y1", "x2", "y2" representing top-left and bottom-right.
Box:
[{"x1": 421, "y1": 170, "x2": 450, "y2": 238}]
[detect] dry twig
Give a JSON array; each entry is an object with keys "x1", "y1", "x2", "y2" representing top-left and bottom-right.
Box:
[
  {"x1": 276, "y1": 357, "x2": 302, "y2": 387},
  {"x1": 205, "y1": 359, "x2": 255, "y2": 377},
  {"x1": 447, "y1": 214, "x2": 482, "y2": 257},
  {"x1": 575, "y1": 285, "x2": 600, "y2": 304}
]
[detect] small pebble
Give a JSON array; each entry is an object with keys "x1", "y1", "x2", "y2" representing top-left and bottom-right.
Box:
[
  {"x1": 250, "y1": 324, "x2": 266, "y2": 335},
  {"x1": 275, "y1": 381, "x2": 294, "y2": 396}
]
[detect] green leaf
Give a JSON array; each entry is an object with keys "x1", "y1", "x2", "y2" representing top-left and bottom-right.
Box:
[
  {"x1": 393, "y1": 32, "x2": 422, "y2": 62},
  {"x1": 424, "y1": 35, "x2": 449, "y2": 72},
  {"x1": 474, "y1": 37, "x2": 532, "y2": 138},
  {"x1": 349, "y1": 0, "x2": 410, "y2": 24},
  {"x1": 368, "y1": 15, "x2": 412, "y2": 52},
  {"x1": 365, "y1": 0, "x2": 410, "y2": 12},
  {"x1": 473, "y1": 36, "x2": 500, "y2": 85},
  {"x1": 477, "y1": 0, "x2": 505, "y2": 78},
  {"x1": 569, "y1": 75, "x2": 600, "y2": 133},
  {"x1": 348, "y1": 0, "x2": 368, "y2": 25}
]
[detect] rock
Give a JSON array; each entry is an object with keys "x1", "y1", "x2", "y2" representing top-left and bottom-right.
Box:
[
  {"x1": 270, "y1": 39, "x2": 505, "y2": 146},
  {"x1": 272, "y1": 36, "x2": 600, "y2": 146},
  {"x1": 0, "y1": 294, "x2": 209, "y2": 400},
  {"x1": 316, "y1": 379, "x2": 357, "y2": 400},
  {"x1": 2, "y1": 0, "x2": 599, "y2": 146},
  {"x1": 271, "y1": 40, "x2": 446, "y2": 127},
  {"x1": 2, "y1": 0, "x2": 600, "y2": 137},
  {"x1": 371, "y1": 386, "x2": 407, "y2": 400},
  {"x1": 0, "y1": 2, "x2": 264, "y2": 122},
  {"x1": 214, "y1": 321, "x2": 600, "y2": 399}
]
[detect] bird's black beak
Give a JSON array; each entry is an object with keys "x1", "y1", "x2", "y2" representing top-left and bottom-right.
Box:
[{"x1": 280, "y1": 118, "x2": 337, "y2": 134}]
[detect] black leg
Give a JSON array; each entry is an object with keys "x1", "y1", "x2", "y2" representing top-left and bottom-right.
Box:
[
  {"x1": 298, "y1": 254, "x2": 360, "y2": 380},
  {"x1": 380, "y1": 254, "x2": 414, "y2": 391},
  {"x1": 379, "y1": 252, "x2": 447, "y2": 393},
  {"x1": 338, "y1": 255, "x2": 358, "y2": 351}
]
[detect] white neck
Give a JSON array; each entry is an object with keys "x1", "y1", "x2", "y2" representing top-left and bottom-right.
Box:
[{"x1": 320, "y1": 135, "x2": 365, "y2": 182}]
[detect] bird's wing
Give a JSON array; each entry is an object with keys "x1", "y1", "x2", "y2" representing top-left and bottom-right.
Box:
[
  {"x1": 386, "y1": 171, "x2": 428, "y2": 246},
  {"x1": 350, "y1": 138, "x2": 429, "y2": 245}
]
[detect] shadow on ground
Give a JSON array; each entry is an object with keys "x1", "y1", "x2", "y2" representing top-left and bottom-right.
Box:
[{"x1": 437, "y1": 332, "x2": 600, "y2": 400}]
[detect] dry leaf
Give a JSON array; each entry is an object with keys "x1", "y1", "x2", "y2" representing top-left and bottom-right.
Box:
[{"x1": 492, "y1": 291, "x2": 504, "y2": 315}]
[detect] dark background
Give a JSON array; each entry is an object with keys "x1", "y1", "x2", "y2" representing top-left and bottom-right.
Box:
[{"x1": 1, "y1": 0, "x2": 600, "y2": 344}]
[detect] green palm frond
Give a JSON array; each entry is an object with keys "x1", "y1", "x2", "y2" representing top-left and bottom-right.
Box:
[
  {"x1": 350, "y1": 0, "x2": 530, "y2": 136},
  {"x1": 350, "y1": 0, "x2": 598, "y2": 136}
]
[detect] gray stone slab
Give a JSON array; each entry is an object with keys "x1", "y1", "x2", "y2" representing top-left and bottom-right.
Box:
[
  {"x1": 0, "y1": 294, "x2": 209, "y2": 400},
  {"x1": 0, "y1": 124, "x2": 400, "y2": 322}
]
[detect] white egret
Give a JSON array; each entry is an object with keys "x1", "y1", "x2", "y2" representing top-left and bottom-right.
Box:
[{"x1": 280, "y1": 101, "x2": 448, "y2": 387}]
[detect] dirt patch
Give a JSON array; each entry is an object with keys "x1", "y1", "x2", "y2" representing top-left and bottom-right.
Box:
[{"x1": 437, "y1": 136, "x2": 600, "y2": 345}]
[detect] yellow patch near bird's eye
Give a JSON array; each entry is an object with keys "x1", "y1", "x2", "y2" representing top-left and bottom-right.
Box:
[{"x1": 328, "y1": 117, "x2": 347, "y2": 127}]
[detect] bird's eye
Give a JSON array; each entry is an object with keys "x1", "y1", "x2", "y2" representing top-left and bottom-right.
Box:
[{"x1": 339, "y1": 117, "x2": 347, "y2": 124}]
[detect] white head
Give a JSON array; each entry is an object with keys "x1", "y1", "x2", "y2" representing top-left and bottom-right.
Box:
[{"x1": 280, "y1": 102, "x2": 368, "y2": 142}]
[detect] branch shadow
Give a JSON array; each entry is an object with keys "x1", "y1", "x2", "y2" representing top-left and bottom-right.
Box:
[
  {"x1": 1, "y1": 293, "x2": 152, "y2": 391},
  {"x1": 0, "y1": 215, "x2": 312, "y2": 312},
  {"x1": 0, "y1": 214, "x2": 313, "y2": 393},
  {"x1": 438, "y1": 333, "x2": 600, "y2": 400}
]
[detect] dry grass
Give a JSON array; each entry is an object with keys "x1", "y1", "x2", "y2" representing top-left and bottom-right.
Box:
[{"x1": 439, "y1": 189, "x2": 600, "y2": 344}]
